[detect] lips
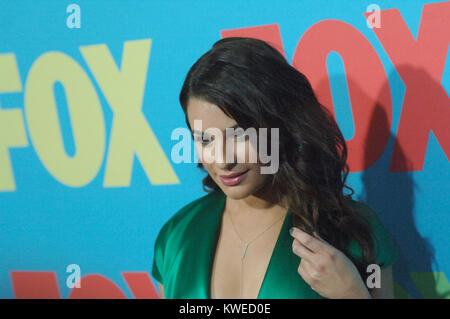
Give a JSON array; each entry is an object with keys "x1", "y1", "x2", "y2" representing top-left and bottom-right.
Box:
[
  {"x1": 219, "y1": 169, "x2": 250, "y2": 186},
  {"x1": 219, "y1": 169, "x2": 249, "y2": 178}
]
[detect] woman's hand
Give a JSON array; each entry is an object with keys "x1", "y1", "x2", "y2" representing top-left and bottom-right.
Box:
[{"x1": 289, "y1": 227, "x2": 371, "y2": 299}]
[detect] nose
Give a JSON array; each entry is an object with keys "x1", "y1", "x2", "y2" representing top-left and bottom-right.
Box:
[{"x1": 213, "y1": 137, "x2": 237, "y2": 170}]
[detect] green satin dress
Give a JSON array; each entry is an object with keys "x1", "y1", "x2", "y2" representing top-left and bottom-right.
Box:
[{"x1": 152, "y1": 189, "x2": 398, "y2": 299}]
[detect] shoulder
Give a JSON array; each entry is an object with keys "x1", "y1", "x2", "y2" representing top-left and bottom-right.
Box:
[
  {"x1": 343, "y1": 197, "x2": 399, "y2": 268},
  {"x1": 343, "y1": 197, "x2": 388, "y2": 235},
  {"x1": 154, "y1": 189, "x2": 224, "y2": 245},
  {"x1": 165, "y1": 189, "x2": 223, "y2": 228}
]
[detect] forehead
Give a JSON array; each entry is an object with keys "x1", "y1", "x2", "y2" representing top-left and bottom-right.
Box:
[{"x1": 187, "y1": 97, "x2": 236, "y2": 133}]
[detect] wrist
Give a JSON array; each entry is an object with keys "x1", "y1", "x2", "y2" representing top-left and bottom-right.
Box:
[
  {"x1": 360, "y1": 287, "x2": 372, "y2": 299},
  {"x1": 342, "y1": 285, "x2": 372, "y2": 299},
  {"x1": 354, "y1": 286, "x2": 372, "y2": 299}
]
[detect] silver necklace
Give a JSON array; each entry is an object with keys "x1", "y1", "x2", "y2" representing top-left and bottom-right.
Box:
[{"x1": 226, "y1": 210, "x2": 286, "y2": 298}]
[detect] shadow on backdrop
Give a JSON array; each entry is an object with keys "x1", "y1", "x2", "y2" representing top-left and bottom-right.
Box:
[{"x1": 315, "y1": 65, "x2": 447, "y2": 298}]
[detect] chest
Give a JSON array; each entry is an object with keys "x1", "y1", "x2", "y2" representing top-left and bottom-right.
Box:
[{"x1": 209, "y1": 212, "x2": 285, "y2": 299}]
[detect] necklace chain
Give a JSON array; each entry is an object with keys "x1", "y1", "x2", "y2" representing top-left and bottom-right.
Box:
[
  {"x1": 227, "y1": 210, "x2": 286, "y2": 258},
  {"x1": 226, "y1": 209, "x2": 287, "y2": 298}
]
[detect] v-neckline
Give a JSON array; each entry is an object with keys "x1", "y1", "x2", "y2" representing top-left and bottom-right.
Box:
[{"x1": 205, "y1": 190, "x2": 292, "y2": 299}]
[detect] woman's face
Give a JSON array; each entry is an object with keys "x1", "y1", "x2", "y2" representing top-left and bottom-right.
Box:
[{"x1": 187, "y1": 97, "x2": 270, "y2": 200}]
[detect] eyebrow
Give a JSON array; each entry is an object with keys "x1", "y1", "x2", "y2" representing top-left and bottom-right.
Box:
[{"x1": 192, "y1": 124, "x2": 240, "y2": 136}]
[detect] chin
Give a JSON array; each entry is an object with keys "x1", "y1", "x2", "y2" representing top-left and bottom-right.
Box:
[{"x1": 220, "y1": 185, "x2": 254, "y2": 199}]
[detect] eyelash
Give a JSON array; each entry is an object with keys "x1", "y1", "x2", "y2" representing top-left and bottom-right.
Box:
[
  {"x1": 197, "y1": 139, "x2": 211, "y2": 145},
  {"x1": 195, "y1": 129, "x2": 246, "y2": 145}
]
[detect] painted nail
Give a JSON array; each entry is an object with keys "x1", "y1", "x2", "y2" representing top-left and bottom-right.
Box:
[{"x1": 289, "y1": 227, "x2": 294, "y2": 235}]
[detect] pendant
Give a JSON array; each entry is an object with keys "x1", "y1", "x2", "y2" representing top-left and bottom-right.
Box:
[{"x1": 241, "y1": 242, "x2": 249, "y2": 259}]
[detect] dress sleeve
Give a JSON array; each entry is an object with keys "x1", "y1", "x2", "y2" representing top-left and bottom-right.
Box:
[
  {"x1": 360, "y1": 204, "x2": 399, "y2": 269},
  {"x1": 151, "y1": 220, "x2": 171, "y2": 284},
  {"x1": 346, "y1": 200, "x2": 399, "y2": 269}
]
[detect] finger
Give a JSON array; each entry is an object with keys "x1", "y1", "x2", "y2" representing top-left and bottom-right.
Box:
[
  {"x1": 300, "y1": 259, "x2": 322, "y2": 292},
  {"x1": 300, "y1": 257, "x2": 317, "y2": 273},
  {"x1": 298, "y1": 261, "x2": 315, "y2": 287},
  {"x1": 292, "y1": 239, "x2": 316, "y2": 262},
  {"x1": 290, "y1": 227, "x2": 327, "y2": 253}
]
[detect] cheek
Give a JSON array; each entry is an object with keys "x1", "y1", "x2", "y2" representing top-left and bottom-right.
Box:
[
  {"x1": 244, "y1": 168, "x2": 270, "y2": 190},
  {"x1": 194, "y1": 142, "x2": 204, "y2": 161},
  {"x1": 203, "y1": 164, "x2": 214, "y2": 175},
  {"x1": 233, "y1": 139, "x2": 259, "y2": 163},
  {"x1": 247, "y1": 141, "x2": 259, "y2": 163},
  {"x1": 195, "y1": 142, "x2": 213, "y2": 163}
]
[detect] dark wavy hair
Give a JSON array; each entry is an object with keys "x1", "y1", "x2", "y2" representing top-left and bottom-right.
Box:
[{"x1": 179, "y1": 37, "x2": 380, "y2": 292}]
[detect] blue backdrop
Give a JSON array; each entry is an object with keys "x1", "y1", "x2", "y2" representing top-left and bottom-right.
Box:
[{"x1": 0, "y1": 0, "x2": 449, "y2": 298}]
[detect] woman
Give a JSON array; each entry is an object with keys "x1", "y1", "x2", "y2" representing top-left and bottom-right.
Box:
[{"x1": 152, "y1": 37, "x2": 398, "y2": 299}]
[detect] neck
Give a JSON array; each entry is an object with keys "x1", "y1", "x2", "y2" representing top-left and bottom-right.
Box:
[{"x1": 225, "y1": 181, "x2": 289, "y2": 218}]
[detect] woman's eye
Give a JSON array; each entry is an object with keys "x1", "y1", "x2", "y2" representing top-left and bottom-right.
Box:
[
  {"x1": 195, "y1": 137, "x2": 213, "y2": 145},
  {"x1": 234, "y1": 130, "x2": 248, "y2": 140},
  {"x1": 195, "y1": 138, "x2": 208, "y2": 144},
  {"x1": 227, "y1": 128, "x2": 246, "y2": 139}
]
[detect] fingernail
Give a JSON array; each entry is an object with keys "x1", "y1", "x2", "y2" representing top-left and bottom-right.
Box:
[{"x1": 289, "y1": 227, "x2": 294, "y2": 235}]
